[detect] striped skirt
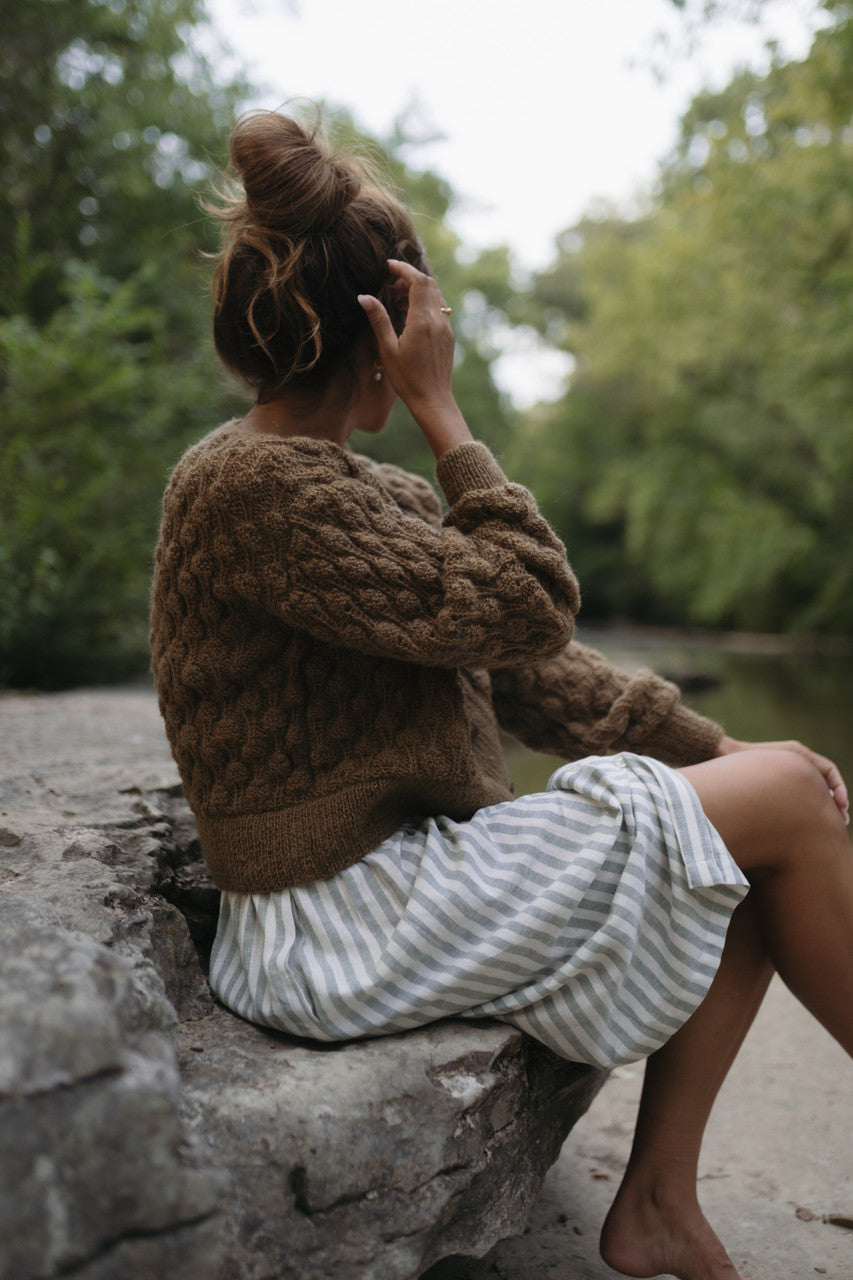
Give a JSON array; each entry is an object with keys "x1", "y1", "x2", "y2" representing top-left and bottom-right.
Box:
[{"x1": 208, "y1": 754, "x2": 749, "y2": 1069}]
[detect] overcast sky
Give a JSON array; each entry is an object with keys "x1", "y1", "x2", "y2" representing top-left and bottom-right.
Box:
[{"x1": 202, "y1": 0, "x2": 822, "y2": 402}]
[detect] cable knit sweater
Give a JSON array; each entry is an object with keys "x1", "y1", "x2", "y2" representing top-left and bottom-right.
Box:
[{"x1": 150, "y1": 421, "x2": 723, "y2": 892}]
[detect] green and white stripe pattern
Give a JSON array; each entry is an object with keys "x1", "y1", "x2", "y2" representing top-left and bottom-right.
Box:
[{"x1": 209, "y1": 754, "x2": 748, "y2": 1069}]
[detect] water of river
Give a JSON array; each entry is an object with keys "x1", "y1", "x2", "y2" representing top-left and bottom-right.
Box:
[{"x1": 505, "y1": 627, "x2": 853, "y2": 797}]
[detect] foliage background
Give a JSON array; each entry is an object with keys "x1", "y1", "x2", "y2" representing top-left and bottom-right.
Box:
[
  {"x1": 517, "y1": 0, "x2": 853, "y2": 635},
  {"x1": 1, "y1": 0, "x2": 851, "y2": 687}
]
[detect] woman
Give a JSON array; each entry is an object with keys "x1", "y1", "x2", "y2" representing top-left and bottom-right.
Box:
[{"x1": 150, "y1": 110, "x2": 852, "y2": 1280}]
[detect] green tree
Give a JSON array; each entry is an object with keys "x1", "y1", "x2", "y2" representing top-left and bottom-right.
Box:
[
  {"x1": 0, "y1": 0, "x2": 248, "y2": 686},
  {"x1": 0, "y1": 0, "x2": 244, "y2": 325},
  {"x1": 0, "y1": 264, "x2": 216, "y2": 685},
  {"x1": 525, "y1": 2, "x2": 853, "y2": 634}
]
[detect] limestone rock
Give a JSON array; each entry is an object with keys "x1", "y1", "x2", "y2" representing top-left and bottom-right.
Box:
[
  {"x1": 0, "y1": 924, "x2": 222, "y2": 1280},
  {"x1": 0, "y1": 687, "x2": 608, "y2": 1279},
  {"x1": 177, "y1": 1012, "x2": 605, "y2": 1280}
]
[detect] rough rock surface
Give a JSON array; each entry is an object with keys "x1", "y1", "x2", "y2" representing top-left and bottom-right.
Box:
[{"x1": 0, "y1": 685, "x2": 608, "y2": 1280}]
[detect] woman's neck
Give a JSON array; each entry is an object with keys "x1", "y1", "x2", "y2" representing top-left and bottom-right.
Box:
[{"x1": 241, "y1": 394, "x2": 351, "y2": 446}]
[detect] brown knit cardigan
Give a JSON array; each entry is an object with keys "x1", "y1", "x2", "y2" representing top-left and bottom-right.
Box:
[{"x1": 150, "y1": 422, "x2": 722, "y2": 892}]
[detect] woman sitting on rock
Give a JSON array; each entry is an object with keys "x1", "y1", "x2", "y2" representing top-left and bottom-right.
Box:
[{"x1": 150, "y1": 109, "x2": 852, "y2": 1280}]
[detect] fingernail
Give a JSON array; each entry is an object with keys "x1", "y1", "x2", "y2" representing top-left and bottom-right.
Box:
[{"x1": 357, "y1": 294, "x2": 372, "y2": 308}]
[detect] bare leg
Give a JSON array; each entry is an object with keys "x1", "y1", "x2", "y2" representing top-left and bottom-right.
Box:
[
  {"x1": 600, "y1": 748, "x2": 853, "y2": 1280},
  {"x1": 600, "y1": 897, "x2": 770, "y2": 1279}
]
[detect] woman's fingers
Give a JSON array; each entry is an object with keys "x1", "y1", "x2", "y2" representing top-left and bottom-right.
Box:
[
  {"x1": 390, "y1": 275, "x2": 409, "y2": 312},
  {"x1": 387, "y1": 258, "x2": 452, "y2": 318},
  {"x1": 357, "y1": 261, "x2": 450, "y2": 358},
  {"x1": 357, "y1": 293, "x2": 398, "y2": 357},
  {"x1": 360, "y1": 261, "x2": 455, "y2": 403},
  {"x1": 811, "y1": 751, "x2": 848, "y2": 817},
  {"x1": 386, "y1": 257, "x2": 423, "y2": 281},
  {"x1": 386, "y1": 257, "x2": 432, "y2": 287}
]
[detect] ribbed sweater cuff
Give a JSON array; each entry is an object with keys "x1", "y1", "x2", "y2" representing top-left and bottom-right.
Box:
[
  {"x1": 645, "y1": 701, "x2": 724, "y2": 766},
  {"x1": 435, "y1": 441, "x2": 508, "y2": 507}
]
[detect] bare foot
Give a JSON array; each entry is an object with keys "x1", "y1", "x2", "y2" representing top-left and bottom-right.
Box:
[{"x1": 600, "y1": 1184, "x2": 754, "y2": 1280}]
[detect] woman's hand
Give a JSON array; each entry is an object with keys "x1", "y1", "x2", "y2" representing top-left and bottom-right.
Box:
[
  {"x1": 358, "y1": 260, "x2": 473, "y2": 458},
  {"x1": 716, "y1": 734, "x2": 850, "y2": 824}
]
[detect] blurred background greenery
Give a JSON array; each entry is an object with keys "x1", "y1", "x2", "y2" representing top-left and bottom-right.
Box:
[{"x1": 2, "y1": 0, "x2": 852, "y2": 690}]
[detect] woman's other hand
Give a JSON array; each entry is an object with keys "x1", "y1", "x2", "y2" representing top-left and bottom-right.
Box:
[
  {"x1": 716, "y1": 734, "x2": 850, "y2": 824},
  {"x1": 358, "y1": 260, "x2": 473, "y2": 458}
]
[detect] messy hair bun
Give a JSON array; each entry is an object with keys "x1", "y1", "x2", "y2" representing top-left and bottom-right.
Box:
[{"x1": 208, "y1": 110, "x2": 428, "y2": 397}]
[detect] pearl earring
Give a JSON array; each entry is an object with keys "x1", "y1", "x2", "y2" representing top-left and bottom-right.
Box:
[{"x1": 374, "y1": 365, "x2": 383, "y2": 382}]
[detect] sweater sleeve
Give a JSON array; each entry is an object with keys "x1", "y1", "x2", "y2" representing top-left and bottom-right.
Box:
[
  {"x1": 204, "y1": 437, "x2": 579, "y2": 668},
  {"x1": 355, "y1": 457, "x2": 444, "y2": 527},
  {"x1": 490, "y1": 641, "x2": 724, "y2": 767}
]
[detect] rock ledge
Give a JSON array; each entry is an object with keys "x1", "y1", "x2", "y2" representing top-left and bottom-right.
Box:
[{"x1": 0, "y1": 688, "x2": 607, "y2": 1280}]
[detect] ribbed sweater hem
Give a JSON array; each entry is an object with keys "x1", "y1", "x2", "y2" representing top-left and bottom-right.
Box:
[{"x1": 195, "y1": 775, "x2": 511, "y2": 893}]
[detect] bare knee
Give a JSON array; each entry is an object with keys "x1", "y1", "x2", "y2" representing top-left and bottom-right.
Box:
[
  {"x1": 761, "y1": 748, "x2": 838, "y2": 829},
  {"x1": 682, "y1": 748, "x2": 845, "y2": 875}
]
